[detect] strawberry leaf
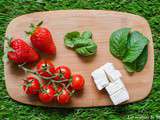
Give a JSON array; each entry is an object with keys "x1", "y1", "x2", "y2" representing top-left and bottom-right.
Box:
[
  {"x1": 26, "y1": 21, "x2": 43, "y2": 35},
  {"x1": 37, "y1": 21, "x2": 43, "y2": 27},
  {"x1": 2, "y1": 53, "x2": 9, "y2": 63},
  {"x1": 5, "y1": 36, "x2": 12, "y2": 45},
  {"x1": 3, "y1": 46, "x2": 14, "y2": 63}
]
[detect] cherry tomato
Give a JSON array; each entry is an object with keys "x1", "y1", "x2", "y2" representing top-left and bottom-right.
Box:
[
  {"x1": 68, "y1": 86, "x2": 73, "y2": 92},
  {"x1": 23, "y1": 76, "x2": 40, "y2": 95},
  {"x1": 71, "y1": 74, "x2": 85, "y2": 91},
  {"x1": 57, "y1": 87, "x2": 70, "y2": 105},
  {"x1": 54, "y1": 65, "x2": 71, "y2": 80},
  {"x1": 39, "y1": 85, "x2": 56, "y2": 103},
  {"x1": 36, "y1": 59, "x2": 55, "y2": 77}
]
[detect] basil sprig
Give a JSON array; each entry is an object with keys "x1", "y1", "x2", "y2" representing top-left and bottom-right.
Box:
[
  {"x1": 110, "y1": 28, "x2": 149, "y2": 73},
  {"x1": 64, "y1": 31, "x2": 97, "y2": 56}
]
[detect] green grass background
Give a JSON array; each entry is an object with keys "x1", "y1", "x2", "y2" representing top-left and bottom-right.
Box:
[{"x1": 0, "y1": 0, "x2": 160, "y2": 120}]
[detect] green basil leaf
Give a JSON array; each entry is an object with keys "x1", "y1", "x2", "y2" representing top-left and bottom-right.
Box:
[
  {"x1": 124, "y1": 46, "x2": 148, "y2": 73},
  {"x1": 75, "y1": 47, "x2": 91, "y2": 56},
  {"x1": 64, "y1": 38, "x2": 75, "y2": 48},
  {"x1": 123, "y1": 31, "x2": 149, "y2": 63},
  {"x1": 73, "y1": 38, "x2": 92, "y2": 48},
  {"x1": 135, "y1": 46, "x2": 148, "y2": 72},
  {"x1": 124, "y1": 62, "x2": 136, "y2": 73},
  {"x1": 64, "y1": 31, "x2": 80, "y2": 48},
  {"x1": 81, "y1": 31, "x2": 92, "y2": 39},
  {"x1": 65, "y1": 31, "x2": 80, "y2": 39},
  {"x1": 86, "y1": 42, "x2": 97, "y2": 53},
  {"x1": 75, "y1": 42, "x2": 97, "y2": 56},
  {"x1": 110, "y1": 28, "x2": 131, "y2": 59}
]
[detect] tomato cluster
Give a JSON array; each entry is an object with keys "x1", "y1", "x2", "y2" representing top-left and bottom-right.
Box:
[{"x1": 22, "y1": 59, "x2": 85, "y2": 105}]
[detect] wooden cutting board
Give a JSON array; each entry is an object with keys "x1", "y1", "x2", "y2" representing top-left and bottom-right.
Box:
[{"x1": 4, "y1": 10, "x2": 154, "y2": 108}]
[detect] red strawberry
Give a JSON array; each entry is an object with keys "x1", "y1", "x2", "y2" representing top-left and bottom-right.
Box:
[
  {"x1": 7, "y1": 38, "x2": 39, "y2": 64},
  {"x1": 10, "y1": 38, "x2": 27, "y2": 50},
  {"x1": 27, "y1": 21, "x2": 56, "y2": 55}
]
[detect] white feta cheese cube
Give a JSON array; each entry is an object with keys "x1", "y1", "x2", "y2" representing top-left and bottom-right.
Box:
[
  {"x1": 101, "y1": 63, "x2": 115, "y2": 72},
  {"x1": 94, "y1": 77, "x2": 108, "y2": 90},
  {"x1": 96, "y1": 83, "x2": 105, "y2": 91},
  {"x1": 110, "y1": 88, "x2": 129, "y2": 105},
  {"x1": 91, "y1": 68, "x2": 106, "y2": 80},
  {"x1": 91, "y1": 69, "x2": 109, "y2": 90},
  {"x1": 105, "y1": 78, "x2": 124, "y2": 95},
  {"x1": 106, "y1": 70, "x2": 122, "y2": 82},
  {"x1": 101, "y1": 63, "x2": 122, "y2": 82}
]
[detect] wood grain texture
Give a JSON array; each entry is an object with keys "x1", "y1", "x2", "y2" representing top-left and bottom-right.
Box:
[{"x1": 4, "y1": 10, "x2": 154, "y2": 108}]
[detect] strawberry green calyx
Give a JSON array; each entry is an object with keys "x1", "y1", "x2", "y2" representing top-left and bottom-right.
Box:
[
  {"x1": 3, "y1": 48, "x2": 14, "y2": 63},
  {"x1": 5, "y1": 36, "x2": 12, "y2": 45},
  {"x1": 3, "y1": 37, "x2": 15, "y2": 63},
  {"x1": 25, "y1": 21, "x2": 43, "y2": 35}
]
